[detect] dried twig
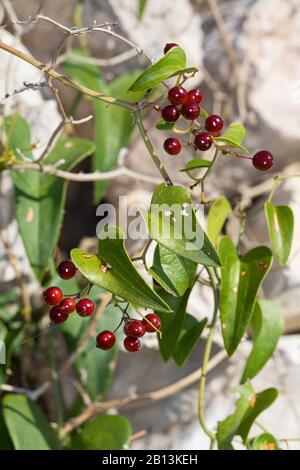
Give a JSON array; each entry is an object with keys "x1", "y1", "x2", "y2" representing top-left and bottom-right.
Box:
[
  {"x1": 57, "y1": 49, "x2": 138, "y2": 68},
  {"x1": 11, "y1": 161, "x2": 164, "y2": 185}
]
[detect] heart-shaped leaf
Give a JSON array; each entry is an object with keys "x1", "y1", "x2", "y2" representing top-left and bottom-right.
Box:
[
  {"x1": 71, "y1": 227, "x2": 170, "y2": 312},
  {"x1": 128, "y1": 46, "x2": 186, "y2": 92},
  {"x1": 219, "y1": 237, "x2": 273, "y2": 356},
  {"x1": 3, "y1": 394, "x2": 60, "y2": 450},
  {"x1": 180, "y1": 159, "x2": 211, "y2": 172},
  {"x1": 214, "y1": 123, "x2": 249, "y2": 152},
  {"x1": 6, "y1": 114, "x2": 95, "y2": 281},
  {"x1": 145, "y1": 183, "x2": 221, "y2": 267},
  {"x1": 173, "y1": 314, "x2": 207, "y2": 367},
  {"x1": 149, "y1": 244, "x2": 196, "y2": 296},
  {"x1": 241, "y1": 300, "x2": 283, "y2": 383},
  {"x1": 71, "y1": 415, "x2": 131, "y2": 450},
  {"x1": 217, "y1": 382, "x2": 278, "y2": 449},
  {"x1": 207, "y1": 196, "x2": 232, "y2": 247},
  {"x1": 265, "y1": 202, "x2": 294, "y2": 266}
]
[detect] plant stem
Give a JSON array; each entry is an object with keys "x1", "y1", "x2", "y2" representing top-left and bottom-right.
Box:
[
  {"x1": 198, "y1": 267, "x2": 219, "y2": 448},
  {"x1": 0, "y1": 42, "x2": 135, "y2": 110},
  {"x1": 135, "y1": 110, "x2": 173, "y2": 186},
  {"x1": 50, "y1": 330, "x2": 63, "y2": 429}
]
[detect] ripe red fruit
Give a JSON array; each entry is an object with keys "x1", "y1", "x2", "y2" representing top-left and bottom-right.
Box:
[
  {"x1": 76, "y1": 298, "x2": 95, "y2": 317},
  {"x1": 161, "y1": 105, "x2": 180, "y2": 122},
  {"x1": 49, "y1": 306, "x2": 68, "y2": 324},
  {"x1": 205, "y1": 114, "x2": 224, "y2": 133},
  {"x1": 96, "y1": 330, "x2": 116, "y2": 350},
  {"x1": 163, "y1": 138, "x2": 181, "y2": 155},
  {"x1": 59, "y1": 297, "x2": 76, "y2": 314},
  {"x1": 252, "y1": 150, "x2": 274, "y2": 171},
  {"x1": 125, "y1": 320, "x2": 146, "y2": 338},
  {"x1": 57, "y1": 260, "x2": 76, "y2": 280},
  {"x1": 194, "y1": 132, "x2": 213, "y2": 151},
  {"x1": 143, "y1": 313, "x2": 161, "y2": 333},
  {"x1": 187, "y1": 89, "x2": 203, "y2": 104},
  {"x1": 164, "y1": 43, "x2": 178, "y2": 54},
  {"x1": 181, "y1": 101, "x2": 200, "y2": 120},
  {"x1": 168, "y1": 86, "x2": 188, "y2": 105},
  {"x1": 124, "y1": 336, "x2": 141, "y2": 352},
  {"x1": 43, "y1": 286, "x2": 63, "y2": 305}
]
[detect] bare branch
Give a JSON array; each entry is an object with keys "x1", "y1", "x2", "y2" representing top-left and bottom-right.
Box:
[
  {"x1": 56, "y1": 49, "x2": 138, "y2": 68},
  {"x1": 11, "y1": 161, "x2": 164, "y2": 185}
]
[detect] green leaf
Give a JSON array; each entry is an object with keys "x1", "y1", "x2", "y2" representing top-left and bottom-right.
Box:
[
  {"x1": 219, "y1": 237, "x2": 273, "y2": 356},
  {"x1": 250, "y1": 433, "x2": 279, "y2": 450},
  {"x1": 180, "y1": 159, "x2": 211, "y2": 172},
  {"x1": 3, "y1": 394, "x2": 60, "y2": 450},
  {"x1": 207, "y1": 196, "x2": 232, "y2": 247},
  {"x1": 157, "y1": 288, "x2": 191, "y2": 361},
  {"x1": 71, "y1": 227, "x2": 170, "y2": 312},
  {"x1": 214, "y1": 123, "x2": 249, "y2": 152},
  {"x1": 129, "y1": 47, "x2": 186, "y2": 92},
  {"x1": 265, "y1": 202, "x2": 294, "y2": 266},
  {"x1": 63, "y1": 54, "x2": 144, "y2": 202},
  {"x1": 241, "y1": 300, "x2": 283, "y2": 383},
  {"x1": 145, "y1": 183, "x2": 221, "y2": 267},
  {"x1": 155, "y1": 119, "x2": 175, "y2": 131},
  {"x1": 217, "y1": 382, "x2": 278, "y2": 449},
  {"x1": 149, "y1": 244, "x2": 196, "y2": 296},
  {"x1": 173, "y1": 315, "x2": 207, "y2": 367},
  {"x1": 6, "y1": 114, "x2": 94, "y2": 280},
  {"x1": 0, "y1": 412, "x2": 13, "y2": 450},
  {"x1": 71, "y1": 415, "x2": 131, "y2": 450}
]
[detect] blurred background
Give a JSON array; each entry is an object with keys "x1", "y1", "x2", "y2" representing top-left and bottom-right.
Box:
[{"x1": 0, "y1": 0, "x2": 300, "y2": 450}]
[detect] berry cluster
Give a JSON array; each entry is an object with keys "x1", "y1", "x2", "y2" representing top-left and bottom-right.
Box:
[
  {"x1": 96, "y1": 313, "x2": 161, "y2": 353},
  {"x1": 160, "y1": 43, "x2": 274, "y2": 171},
  {"x1": 43, "y1": 260, "x2": 95, "y2": 324}
]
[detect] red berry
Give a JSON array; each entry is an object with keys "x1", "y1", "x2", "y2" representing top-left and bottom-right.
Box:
[
  {"x1": 143, "y1": 313, "x2": 161, "y2": 333},
  {"x1": 194, "y1": 132, "x2": 213, "y2": 151},
  {"x1": 164, "y1": 43, "x2": 178, "y2": 54},
  {"x1": 187, "y1": 89, "x2": 203, "y2": 104},
  {"x1": 43, "y1": 286, "x2": 63, "y2": 305},
  {"x1": 168, "y1": 86, "x2": 188, "y2": 105},
  {"x1": 76, "y1": 298, "x2": 95, "y2": 317},
  {"x1": 57, "y1": 260, "x2": 76, "y2": 280},
  {"x1": 96, "y1": 330, "x2": 116, "y2": 350},
  {"x1": 161, "y1": 105, "x2": 180, "y2": 122},
  {"x1": 59, "y1": 297, "x2": 76, "y2": 314},
  {"x1": 163, "y1": 138, "x2": 181, "y2": 155},
  {"x1": 205, "y1": 114, "x2": 224, "y2": 133},
  {"x1": 49, "y1": 306, "x2": 68, "y2": 324},
  {"x1": 252, "y1": 150, "x2": 274, "y2": 171},
  {"x1": 181, "y1": 101, "x2": 200, "y2": 120},
  {"x1": 124, "y1": 336, "x2": 141, "y2": 352},
  {"x1": 125, "y1": 320, "x2": 146, "y2": 338}
]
